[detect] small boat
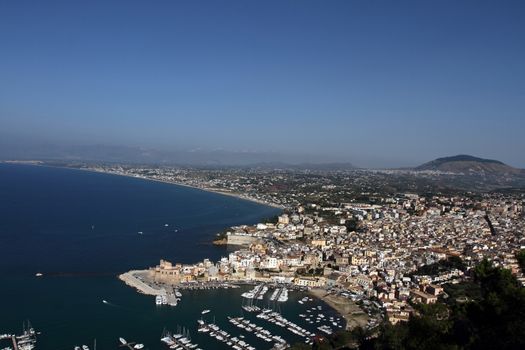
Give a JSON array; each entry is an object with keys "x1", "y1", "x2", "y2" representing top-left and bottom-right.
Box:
[
  {"x1": 134, "y1": 344, "x2": 144, "y2": 349},
  {"x1": 138, "y1": 231, "x2": 143, "y2": 235},
  {"x1": 164, "y1": 224, "x2": 169, "y2": 227},
  {"x1": 201, "y1": 309, "x2": 210, "y2": 315},
  {"x1": 119, "y1": 337, "x2": 127, "y2": 345},
  {"x1": 82, "y1": 346, "x2": 90, "y2": 350},
  {"x1": 155, "y1": 295, "x2": 163, "y2": 305},
  {"x1": 35, "y1": 272, "x2": 43, "y2": 277}
]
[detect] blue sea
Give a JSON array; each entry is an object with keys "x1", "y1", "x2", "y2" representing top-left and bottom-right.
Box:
[{"x1": 0, "y1": 164, "x2": 342, "y2": 350}]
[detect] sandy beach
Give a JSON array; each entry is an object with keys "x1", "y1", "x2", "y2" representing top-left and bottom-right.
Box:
[
  {"x1": 72, "y1": 165, "x2": 285, "y2": 209},
  {"x1": 308, "y1": 288, "x2": 369, "y2": 330}
]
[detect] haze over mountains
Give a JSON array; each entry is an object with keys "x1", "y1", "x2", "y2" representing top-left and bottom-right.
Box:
[
  {"x1": 2, "y1": 138, "x2": 525, "y2": 173},
  {"x1": 416, "y1": 155, "x2": 524, "y2": 175}
]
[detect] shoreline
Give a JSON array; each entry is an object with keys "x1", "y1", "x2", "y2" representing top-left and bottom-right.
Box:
[
  {"x1": 120, "y1": 268, "x2": 367, "y2": 331},
  {"x1": 78, "y1": 166, "x2": 284, "y2": 209},
  {"x1": 1, "y1": 161, "x2": 284, "y2": 210},
  {"x1": 308, "y1": 288, "x2": 369, "y2": 330},
  {"x1": 4, "y1": 161, "x2": 366, "y2": 331}
]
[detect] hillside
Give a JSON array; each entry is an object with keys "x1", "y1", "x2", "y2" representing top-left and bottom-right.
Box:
[{"x1": 416, "y1": 155, "x2": 522, "y2": 175}]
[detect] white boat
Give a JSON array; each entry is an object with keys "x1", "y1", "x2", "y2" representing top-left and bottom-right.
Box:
[
  {"x1": 201, "y1": 309, "x2": 210, "y2": 315},
  {"x1": 155, "y1": 295, "x2": 163, "y2": 305},
  {"x1": 119, "y1": 337, "x2": 127, "y2": 345},
  {"x1": 35, "y1": 273, "x2": 43, "y2": 277},
  {"x1": 102, "y1": 299, "x2": 108, "y2": 304},
  {"x1": 82, "y1": 346, "x2": 90, "y2": 350},
  {"x1": 134, "y1": 344, "x2": 144, "y2": 349}
]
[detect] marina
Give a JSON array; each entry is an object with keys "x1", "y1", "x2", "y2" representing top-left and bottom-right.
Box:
[
  {"x1": 256, "y1": 309, "x2": 316, "y2": 344},
  {"x1": 227, "y1": 317, "x2": 287, "y2": 347},
  {"x1": 160, "y1": 329, "x2": 201, "y2": 350},
  {"x1": 197, "y1": 320, "x2": 255, "y2": 350},
  {"x1": 0, "y1": 322, "x2": 38, "y2": 350},
  {"x1": 240, "y1": 284, "x2": 268, "y2": 300}
]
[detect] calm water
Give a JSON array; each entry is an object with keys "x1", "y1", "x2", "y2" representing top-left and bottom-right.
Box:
[{"x1": 0, "y1": 164, "x2": 342, "y2": 350}]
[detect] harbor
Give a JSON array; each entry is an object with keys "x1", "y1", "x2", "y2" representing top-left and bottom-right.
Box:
[
  {"x1": 1, "y1": 283, "x2": 346, "y2": 350},
  {"x1": 0, "y1": 165, "x2": 351, "y2": 350},
  {"x1": 0, "y1": 322, "x2": 37, "y2": 350}
]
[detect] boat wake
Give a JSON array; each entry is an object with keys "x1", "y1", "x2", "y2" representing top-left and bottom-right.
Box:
[{"x1": 102, "y1": 299, "x2": 117, "y2": 307}]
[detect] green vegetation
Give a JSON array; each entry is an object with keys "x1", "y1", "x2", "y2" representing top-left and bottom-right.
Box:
[
  {"x1": 516, "y1": 249, "x2": 525, "y2": 272},
  {"x1": 443, "y1": 281, "x2": 482, "y2": 304},
  {"x1": 261, "y1": 214, "x2": 280, "y2": 224},
  {"x1": 408, "y1": 256, "x2": 466, "y2": 277},
  {"x1": 361, "y1": 260, "x2": 525, "y2": 350},
  {"x1": 345, "y1": 217, "x2": 359, "y2": 232},
  {"x1": 297, "y1": 267, "x2": 324, "y2": 276}
]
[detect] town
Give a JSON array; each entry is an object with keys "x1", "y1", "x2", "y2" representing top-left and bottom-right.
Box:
[{"x1": 91, "y1": 162, "x2": 525, "y2": 332}]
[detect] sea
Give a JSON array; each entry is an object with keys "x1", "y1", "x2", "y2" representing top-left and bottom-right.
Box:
[{"x1": 0, "y1": 163, "x2": 344, "y2": 350}]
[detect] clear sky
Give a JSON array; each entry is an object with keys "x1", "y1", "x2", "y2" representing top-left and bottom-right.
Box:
[{"x1": 1, "y1": 0, "x2": 524, "y2": 167}]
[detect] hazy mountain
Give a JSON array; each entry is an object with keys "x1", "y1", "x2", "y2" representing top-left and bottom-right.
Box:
[
  {"x1": 0, "y1": 140, "x2": 352, "y2": 168},
  {"x1": 416, "y1": 155, "x2": 523, "y2": 175}
]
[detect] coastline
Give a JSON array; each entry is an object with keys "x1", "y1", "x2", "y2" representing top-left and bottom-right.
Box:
[
  {"x1": 1, "y1": 161, "x2": 284, "y2": 210},
  {"x1": 87, "y1": 169, "x2": 284, "y2": 209},
  {"x1": 308, "y1": 288, "x2": 369, "y2": 330},
  {"x1": 80, "y1": 167, "x2": 284, "y2": 209}
]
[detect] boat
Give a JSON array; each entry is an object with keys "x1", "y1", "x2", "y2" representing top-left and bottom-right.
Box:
[
  {"x1": 102, "y1": 299, "x2": 108, "y2": 304},
  {"x1": 82, "y1": 346, "x2": 90, "y2": 350},
  {"x1": 138, "y1": 231, "x2": 143, "y2": 235},
  {"x1": 119, "y1": 337, "x2": 127, "y2": 345},
  {"x1": 155, "y1": 295, "x2": 163, "y2": 305},
  {"x1": 134, "y1": 344, "x2": 144, "y2": 349},
  {"x1": 35, "y1": 273, "x2": 43, "y2": 277},
  {"x1": 201, "y1": 309, "x2": 210, "y2": 315}
]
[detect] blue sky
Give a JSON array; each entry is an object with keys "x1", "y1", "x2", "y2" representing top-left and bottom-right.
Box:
[{"x1": 1, "y1": 0, "x2": 524, "y2": 167}]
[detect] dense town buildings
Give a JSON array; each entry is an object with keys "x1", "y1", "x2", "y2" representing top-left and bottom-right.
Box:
[{"x1": 77, "y1": 163, "x2": 525, "y2": 326}]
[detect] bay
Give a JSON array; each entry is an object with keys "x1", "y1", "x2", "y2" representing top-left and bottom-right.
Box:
[{"x1": 0, "y1": 164, "x2": 342, "y2": 350}]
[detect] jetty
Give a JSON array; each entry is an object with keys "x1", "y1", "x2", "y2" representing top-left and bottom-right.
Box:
[
  {"x1": 228, "y1": 316, "x2": 288, "y2": 346},
  {"x1": 160, "y1": 329, "x2": 201, "y2": 350},
  {"x1": 119, "y1": 271, "x2": 166, "y2": 296},
  {"x1": 256, "y1": 310, "x2": 314, "y2": 344},
  {"x1": 0, "y1": 322, "x2": 38, "y2": 350},
  {"x1": 197, "y1": 320, "x2": 255, "y2": 350}
]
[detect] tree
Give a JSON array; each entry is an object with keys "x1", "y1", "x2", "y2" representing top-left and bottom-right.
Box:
[{"x1": 516, "y1": 249, "x2": 525, "y2": 273}]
